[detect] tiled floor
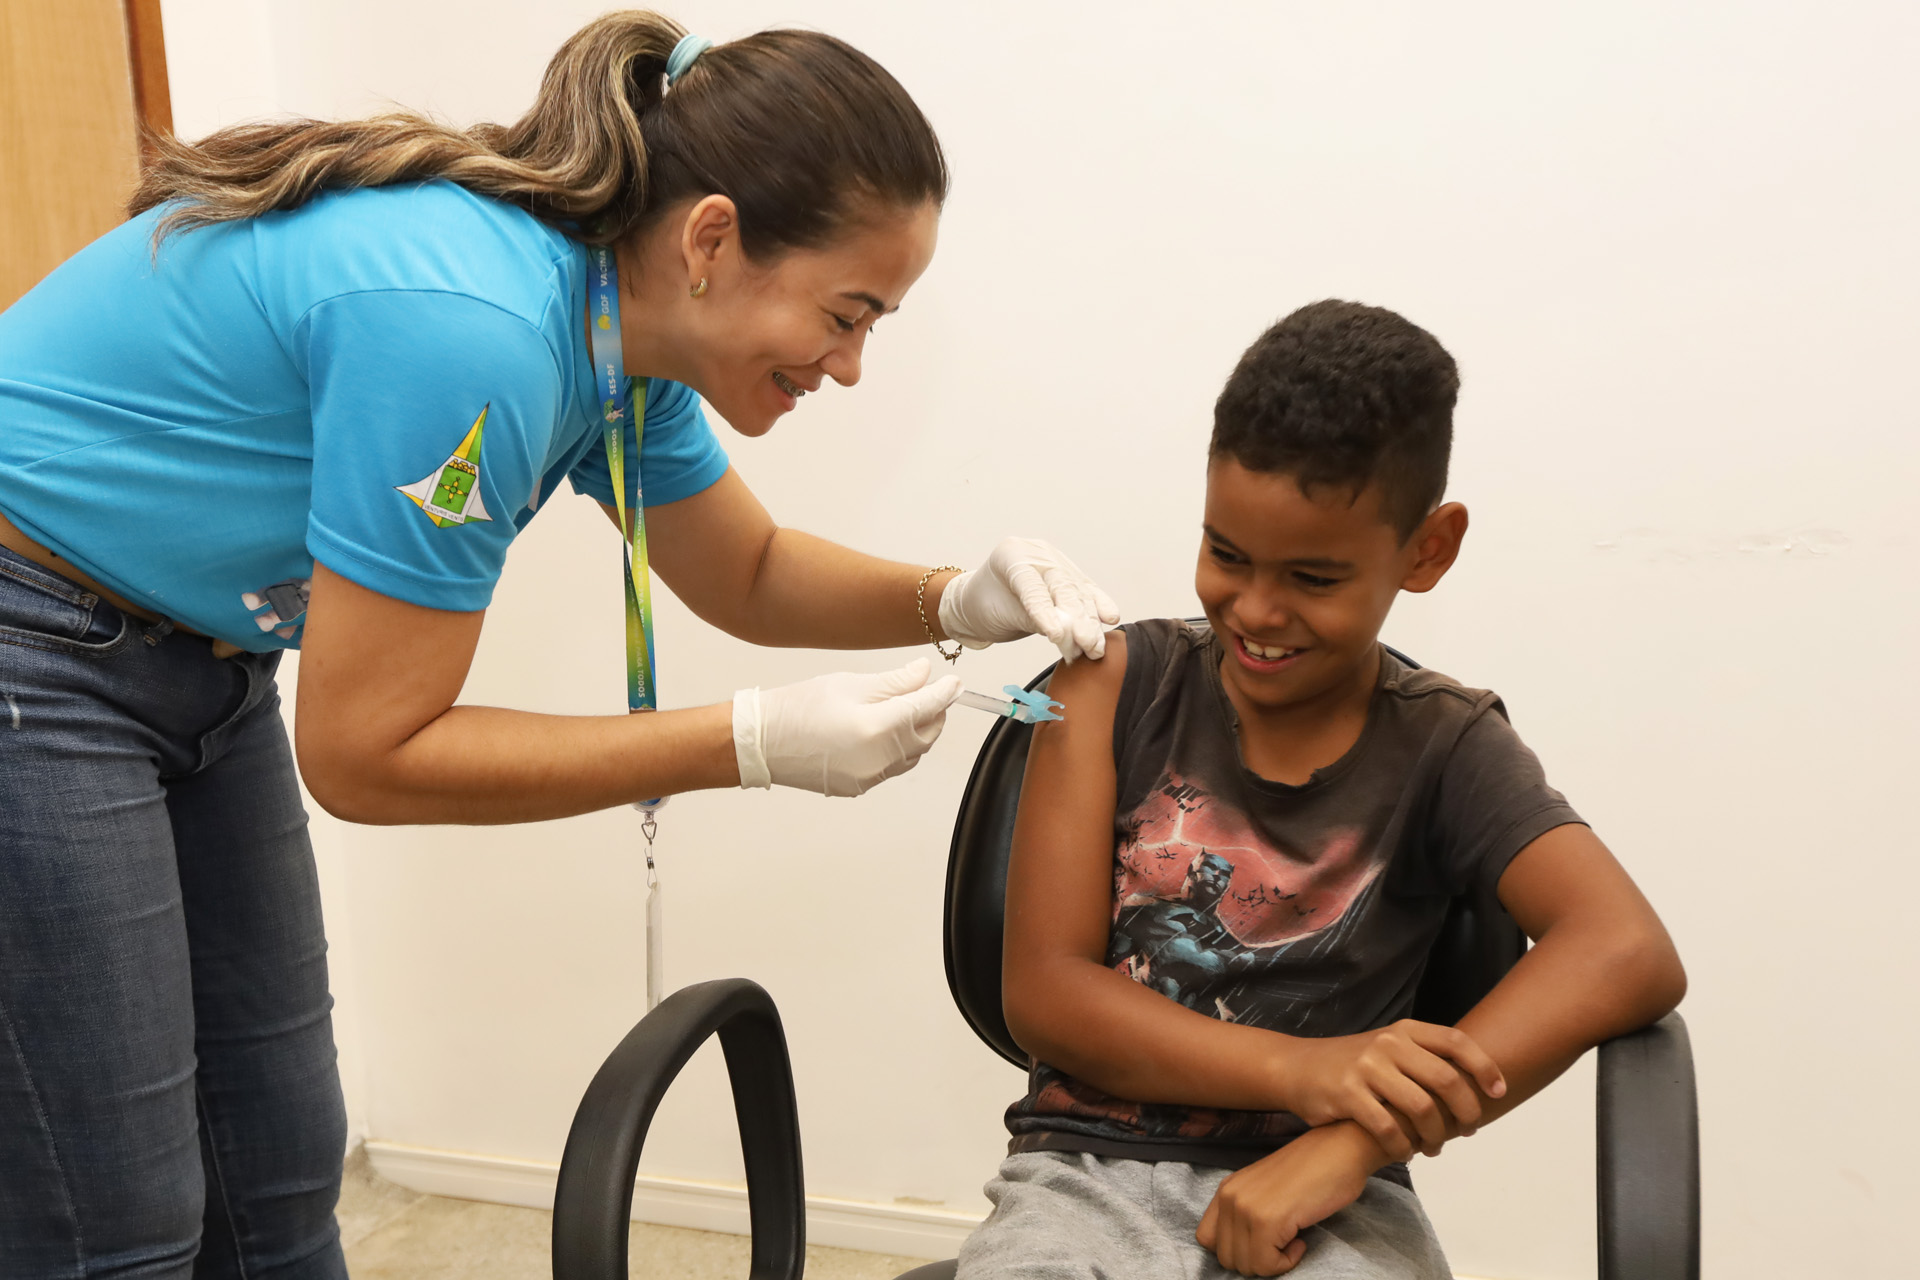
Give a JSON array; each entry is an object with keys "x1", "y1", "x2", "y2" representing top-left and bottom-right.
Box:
[{"x1": 337, "y1": 1147, "x2": 937, "y2": 1280}]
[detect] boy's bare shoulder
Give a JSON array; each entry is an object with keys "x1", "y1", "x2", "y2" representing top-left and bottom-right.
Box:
[{"x1": 1044, "y1": 628, "x2": 1129, "y2": 702}]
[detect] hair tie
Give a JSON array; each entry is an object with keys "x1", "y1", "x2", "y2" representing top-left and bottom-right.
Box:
[{"x1": 666, "y1": 34, "x2": 713, "y2": 84}]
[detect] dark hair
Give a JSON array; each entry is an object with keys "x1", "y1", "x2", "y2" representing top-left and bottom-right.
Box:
[
  {"x1": 1209, "y1": 300, "x2": 1459, "y2": 541},
  {"x1": 130, "y1": 10, "x2": 948, "y2": 256}
]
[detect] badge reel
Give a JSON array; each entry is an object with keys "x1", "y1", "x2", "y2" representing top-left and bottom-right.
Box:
[{"x1": 634, "y1": 790, "x2": 667, "y2": 1009}]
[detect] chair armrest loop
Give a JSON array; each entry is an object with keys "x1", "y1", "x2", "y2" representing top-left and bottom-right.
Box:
[
  {"x1": 1597, "y1": 1010, "x2": 1699, "y2": 1280},
  {"x1": 554, "y1": 978, "x2": 805, "y2": 1280}
]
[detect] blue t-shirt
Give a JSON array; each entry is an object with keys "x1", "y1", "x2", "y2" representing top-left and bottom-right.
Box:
[{"x1": 0, "y1": 182, "x2": 728, "y2": 650}]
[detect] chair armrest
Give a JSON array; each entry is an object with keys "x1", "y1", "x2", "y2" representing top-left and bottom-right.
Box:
[
  {"x1": 553, "y1": 978, "x2": 806, "y2": 1280},
  {"x1": 1596, "y1": 1010, "x2": 1699, "y2": 1280}
]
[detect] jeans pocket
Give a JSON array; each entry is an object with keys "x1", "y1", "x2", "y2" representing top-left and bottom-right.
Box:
[{"x1": 0, "y1": 553, "x2": 126, "y2": 651}]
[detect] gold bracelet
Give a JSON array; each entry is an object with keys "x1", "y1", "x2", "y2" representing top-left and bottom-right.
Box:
[{"x1": 917, "y1": 565, "x2": 963, "y2": 664}]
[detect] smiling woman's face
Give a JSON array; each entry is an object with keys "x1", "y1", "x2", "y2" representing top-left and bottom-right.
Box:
[{"x1": 669, "y1": 199, "x2": 940, "y2": 437}]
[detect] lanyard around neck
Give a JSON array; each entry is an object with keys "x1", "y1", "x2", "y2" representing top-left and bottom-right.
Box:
[{"x1": 586, "y1": 245, "x2": 657, "y2": 713}]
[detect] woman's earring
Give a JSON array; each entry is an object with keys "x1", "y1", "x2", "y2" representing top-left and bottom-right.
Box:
[{"x1": 689, "y1": 277, "x2": 709, "y2": 299}]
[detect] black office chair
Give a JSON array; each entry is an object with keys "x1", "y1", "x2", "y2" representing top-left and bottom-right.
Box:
[{"x1": 553, "y1": 656, "x2": 1700, "y2": 1280}]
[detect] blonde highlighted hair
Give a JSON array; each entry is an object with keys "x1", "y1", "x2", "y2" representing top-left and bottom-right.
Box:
[{"x1": 131, "y1": 10, "x2": 946, "y2": 253}]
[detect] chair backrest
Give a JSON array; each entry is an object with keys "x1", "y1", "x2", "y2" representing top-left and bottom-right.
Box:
[{"x1": 941, "y1": 649, "x2": 1528, "y2": 1069}]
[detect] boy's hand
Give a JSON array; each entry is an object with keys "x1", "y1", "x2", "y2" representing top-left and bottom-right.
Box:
[
  {"x1": 1277, "y1": 1020, "x2": 1505, "y2": 1160},
  {"x1": 1196, "y1": 1123, "x2": 1382, "y2": 1276}
]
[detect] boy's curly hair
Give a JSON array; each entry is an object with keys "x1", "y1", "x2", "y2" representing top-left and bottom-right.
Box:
[{"x1": 1210, "y1": 300, "x2": 1458, "y2": 541}]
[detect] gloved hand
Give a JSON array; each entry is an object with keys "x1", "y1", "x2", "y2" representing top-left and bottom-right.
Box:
[
  {"x1": 733, "y1": 657, "x2": 962, "y2": 797},
  {"x1": 937, "y1": 537, "x2": 1121, "y2": 662}
]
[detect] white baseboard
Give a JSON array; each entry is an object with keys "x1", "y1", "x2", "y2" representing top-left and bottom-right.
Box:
[
  {"x1": 362, "y1": 1139, "x2": 984, "y2": 1259},
  {"x1": 363, "y1": 1140, "x2": 1505, "y2": 1279}
]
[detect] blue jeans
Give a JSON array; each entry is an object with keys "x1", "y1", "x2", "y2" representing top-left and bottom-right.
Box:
[{"x1": 0, "y1": 545, "x2": 347, "y2": 1277}]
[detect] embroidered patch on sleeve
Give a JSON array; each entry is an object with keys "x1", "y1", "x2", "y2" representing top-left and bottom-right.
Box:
[{"x1": 397, "y1": 405, "x2": 494, "y2": 527}]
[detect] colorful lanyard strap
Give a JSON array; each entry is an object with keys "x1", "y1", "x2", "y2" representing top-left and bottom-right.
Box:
[
  {"x1": 586, "y1": 245, "x2": 657, "y2": 715},
  {"x1": 588, "y1": 245, "x2": 667, "y2": 1009}
]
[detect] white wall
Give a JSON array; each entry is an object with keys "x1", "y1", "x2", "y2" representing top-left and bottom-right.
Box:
[{"x1": 162, "y1": 3, "x2": 1920, "y2": 1277}]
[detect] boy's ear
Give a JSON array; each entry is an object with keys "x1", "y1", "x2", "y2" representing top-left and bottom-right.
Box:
[{"x1": 1400, "y1": 502, "x2": 1468, "y2": 594}]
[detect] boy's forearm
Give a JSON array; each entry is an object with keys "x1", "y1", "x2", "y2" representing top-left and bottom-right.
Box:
[
  {"x1": 1446, "y1": 916, "x2": 1686, "y2": 1133},
  {"x1": 1202, "y1": 919, "x2": 1689, "y2": 1187},
  {"x1": 1013, "y1": 908, "x2": 1682, "y2": 1141},
  {"x1": 1388, "y1": 823, "x2": 1688, "y2": 1149},
  {"x1": 1009, "y1": 956, "x2": 1306, "y2": 1111}
]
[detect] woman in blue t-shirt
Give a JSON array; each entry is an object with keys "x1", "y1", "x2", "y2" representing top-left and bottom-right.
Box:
[{"x1": 0, "y1": 12, "x2": 1116, "y2": 1275}]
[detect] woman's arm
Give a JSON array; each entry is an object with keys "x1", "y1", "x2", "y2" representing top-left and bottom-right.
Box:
[
  {"x1": 296, "y1": 558, "x2": 961, "y2": 822},
  {"x1": 633, "y1": 468, "x2": 1118, "y2": 658},
  {"x1": 625, "y1": 468, "x2": 957, "y2": 649},
  {"x1": 294, "y1": 563, "x2": 739, "y2": 825}
]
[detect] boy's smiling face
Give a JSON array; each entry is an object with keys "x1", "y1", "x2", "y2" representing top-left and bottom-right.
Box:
[{"x1": 1196, "y1": 457, "x2": 1467, "y2": 721}]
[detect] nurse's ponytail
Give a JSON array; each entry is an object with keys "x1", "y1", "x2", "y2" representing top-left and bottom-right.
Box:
[{"x1": 129, "y1": 9, "x2": 946, "y2": 256}]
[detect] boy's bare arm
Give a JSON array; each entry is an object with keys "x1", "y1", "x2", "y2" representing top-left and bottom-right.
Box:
[
  {"x1": 1339, "y1": 821, "x2": 1688, "y2": 1160},
  {"x1": 1317, "y1": 824, "x2": 1688, "y2": 1162},
  {"x1": 1003, "y1": 633, "x2": 1306, "y2": 1106},
  {"x1": 1248, "y1": 825, "x2": 1689, "y2": 1177},
  {"x1": 1456, "y1": 821, "x2": 1687, "y2": 1124},
  {"x1": 1002, "y1": 634, "x2": 1502, "y2": 1161},
  {"x1": 1195, "y1": 824, "x2": 1687, "y2": 1274}
]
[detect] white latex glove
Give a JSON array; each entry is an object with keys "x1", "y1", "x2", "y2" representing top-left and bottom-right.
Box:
[
  {"x1": 733, "y1": 657, "x2": 963, "y2": 798},
  {"x1": 937, "y1": 537, "x2": 1122, "y2": 662}
]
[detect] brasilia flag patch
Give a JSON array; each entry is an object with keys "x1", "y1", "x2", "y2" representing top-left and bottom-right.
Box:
[{"x1": 397, "y1": 405, "x2": 494, "y2": 528}]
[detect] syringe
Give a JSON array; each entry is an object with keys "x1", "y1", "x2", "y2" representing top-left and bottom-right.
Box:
[{"x1": 957, "y1": 685, "x2": 1064, "y2": 724}]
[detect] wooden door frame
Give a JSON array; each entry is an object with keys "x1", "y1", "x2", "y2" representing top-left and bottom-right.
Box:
[{"x1": 123, "y1": 0, "x2": 170, "y2": 145}]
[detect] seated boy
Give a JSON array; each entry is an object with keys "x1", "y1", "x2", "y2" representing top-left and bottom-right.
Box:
[{"x1": 958, "y1": 301, "x2": 1687, "y2": 1279}]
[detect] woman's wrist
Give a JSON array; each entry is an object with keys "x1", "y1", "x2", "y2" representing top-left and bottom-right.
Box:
[
  {"x1": 703, "y1": 700, "x2": 744, "y2": 789},
  {"x1": 916, "y1": 565, "x2": 962, "y2": 646},
  {"x1": 630, "y1": 701, "x2": 740, "y2": 798}
]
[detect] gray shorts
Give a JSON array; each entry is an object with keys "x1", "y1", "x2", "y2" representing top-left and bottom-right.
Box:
[{"x1": 956, "y1": 1152, "x2": 1450, "y2": 1280}]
